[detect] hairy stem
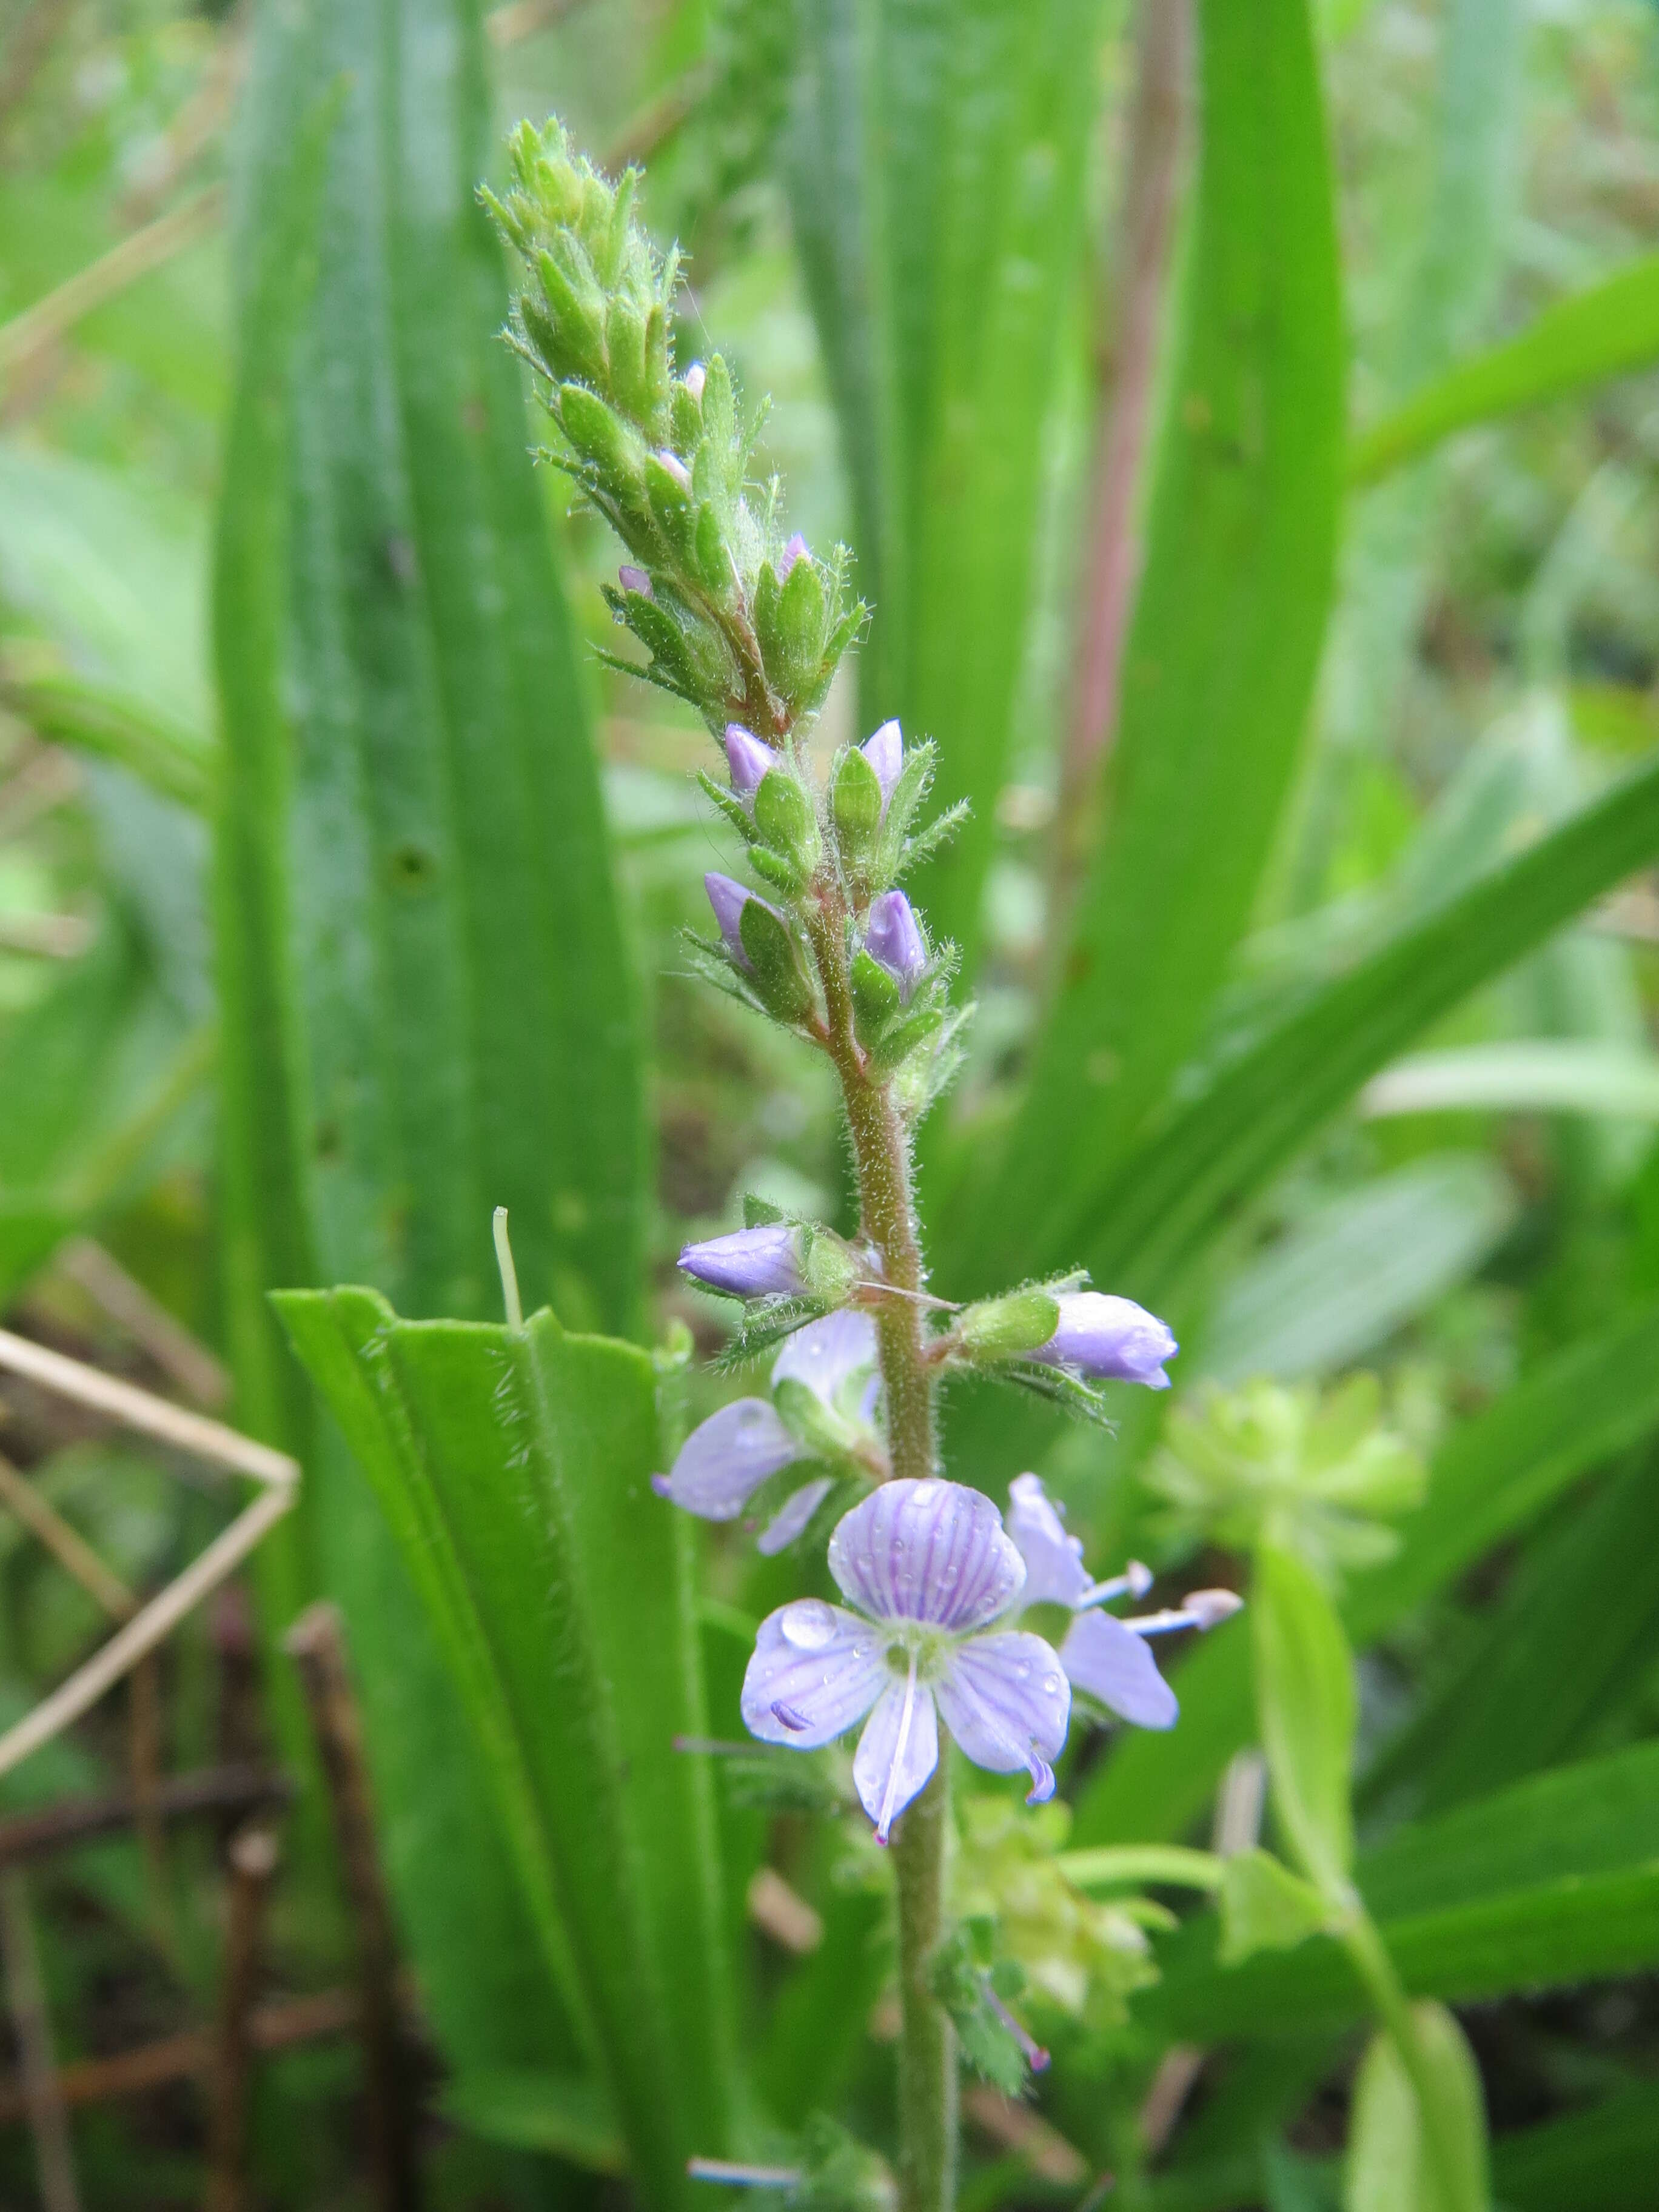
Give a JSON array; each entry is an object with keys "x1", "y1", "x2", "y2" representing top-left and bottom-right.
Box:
[
  {"x1": 891, "y1": 1760, "x2": 955, "y2": 2212},
  {"x1": 803, "y1": 885, "x2": 936, "y2": 1483}
]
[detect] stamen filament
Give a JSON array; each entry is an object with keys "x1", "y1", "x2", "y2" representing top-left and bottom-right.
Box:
[
  {"x1": 1076, "y1": 1560, "x2": 1153, "y2": 1609},
  {"x1": 876, "y1": 1649, "x2": 920, "y2": 1845},
  {"x1": 1124, "y1": 1607, "x2": 1205, "y2": 1638},
  {"x1": 984, "y1": 1985, "x2": 1050, "y2": 2073},
  {"x1": 688, "y1": 2157, "x2": 803, "y2": 2189},
  {"x1": 492, "y1": 1205, "x2": 524, "y2": 1330}
]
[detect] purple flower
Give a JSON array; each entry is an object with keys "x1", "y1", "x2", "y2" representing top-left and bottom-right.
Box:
[
  {"x1": 652, "y1": 1398, "x2": 801, "y2": 1519},
  {"x1": 1004, "y1": 1473, "x2": 1239, "y2": 1732},
  {"x1": 778, "y1": 532, "x2": 809, "y2": 581},
  {"x1": 1030, "y1": 1293, "x2": 1177, "y2": 1389},
  {"x1": 865, "y1": 890, "x2": 928, "y2": 1002},
  {"x1": 618, "y1": 565, "x2": 653, "y2": 598},
  {"x1": 861, "y1": 719, "x2": 903, "y2": 806},
  {"x1": 684, "y1": 362, "x2": 706, "y2": 403},
  {"x1": 679, "y1": 1222, "x2": 806, "y2": 1298},
  {"x1": 742, "y1": 1480, "x2": 1070, "y2": 1842},
  {"x1": 723, "y1": 724, "x2": 774, "y2": 803}
]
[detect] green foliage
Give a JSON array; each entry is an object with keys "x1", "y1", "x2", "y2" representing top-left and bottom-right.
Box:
[
  {"x1": 1219, "y1": 1849, "x2": 1333, "y2": 1967},
  {"x1": 1252, "y1": 1547, "x2": 1357, "y2": 1899},
  {"x1": 277, "y1": 1284, "x2": 734, "y2": 2206},
  {"x1": 1345, "y1": 2005, "x2": 1489, "y2": 2212}
]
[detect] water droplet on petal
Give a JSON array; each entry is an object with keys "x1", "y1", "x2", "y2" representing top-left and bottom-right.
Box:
[{"x1": 781, "y1": 1599, "x2": 837, "y2": 1650}]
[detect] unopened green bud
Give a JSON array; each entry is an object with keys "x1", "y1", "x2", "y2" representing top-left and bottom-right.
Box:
[
  {"x1": 956, "y1": 1290, "x2": 1062, "y2": 1361},
  {"x1": 754, "y1": 767, "x2": 820, "y2": 879},
  {"x1": 531, "y1": 246, "x2": 605, "y2": 384},
  {"x1": 771, "y1": 554, "x2": 826, "y2": 688},
  {"x1": 739, "y1": 896, "x2": 816, "y2": 1025},
  {"x1": 833, "y1": 747, "x2": 883, "y2": 872},
  {"x1": 797, "y1": 1225, "x2": 863, "y2": 1305}
]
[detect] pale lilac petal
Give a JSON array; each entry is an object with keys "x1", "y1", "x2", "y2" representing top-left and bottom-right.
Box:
[
  {"x1": 935, "y1": 1632, "x2": 1070, "y2": 1802},
  {"x1": 684, "y1": 362, "x2": 706, "y2": 402},
  {"x1": 756, "y1": 1476, "x2": 834, "y2": 1555},
  {"x1": 778, "y1": 531, "x2": 809, "y2": 581},
  {"x1": 741, "y1": 1599, "x2": 886, "y2": 1748},
  {"x1": 651, "y1": 1397, "x2": 801, "y2": 1520},
  {"x1": 861, "y1": 719, "x2": 903, "y2": 803},
  {"x1": 853, "y1": 1675, "x2": 940, "y2": 1842},
  {"x1": 656, "y1": 448, "x2": 692, "y2": 490},
  {"x1": 828, "y1": 1479, "x2": 1025, "y2": 1632},
  {"x1": 771, "y1": 1309, "x2": 879, "y2": 1409},
  {"x1": 723, "y1": 724, "x2": 774, "y2": 802},
  {"x1": 704, "y1": 871, "x2": 754, "y2": 968},
  {"x1": 1031, "y1": 1293, "x2": 1178, "y2": 1388},
  {"x1": 679, "y1": 1222, "x2": 805, "y2": 1298},
  {"x1": 1060, "y1": 1608, "x2": 1178, "y2": 1729},
  {"x1": 865, "y1": 891, "x2": 928, "y2": 1001},
  {"x1": 618, "y1": 565, "x2": 652, "y2": 598},
  {"x1": 1005, "y1": 1473, "x2": 1091, "y2": 1609}
]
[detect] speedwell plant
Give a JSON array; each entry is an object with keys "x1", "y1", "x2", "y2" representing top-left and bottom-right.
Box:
[{"x1": 485, "y1": 119, "x2": 1239, "y2": 2212}]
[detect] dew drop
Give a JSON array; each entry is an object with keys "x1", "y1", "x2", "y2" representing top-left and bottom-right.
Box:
[{"x1": 781, "y1": 1600, "x2": 837, "y2": 1650}]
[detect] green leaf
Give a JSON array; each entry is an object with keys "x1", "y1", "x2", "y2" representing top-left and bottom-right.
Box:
[
  {"x1": 1362, "y1": 1040, "x2": 1659, "y2": 1121},
  {"x1": 1352, "y1": 256, "x2": 1659, "y2": 485},
  {"x1": 1344, "y1": 2005, "x2": 1488, "y2": 2212},
  {"x1": 1073, "y1": 747, "x2": 1659, "y2": 1306},
  {"x1": 1491, "y1": 2083, "x2": 1659, "y2": 2212},
  {"x1": 1201, "y1": 1156, "x2": 1517, "y2": 1385},
  {"x1": 441, "y1": 2068, "x2": 625, "y2": 2175},
  {"x1": 212, "y1": 0, "x2": 648, "y2": 2117},
  {"x1": 278, "y1": 1286, "x2": 734, "y2": 2205},
  {"x1": 943, "y1": 0, "x2": 1344, "y2": 1287},
  {"x1": 1252, "y1": 1548, "x2": 1356, "y2": 1897},
  {"x1": 788, "y1": 0, "x2": 1102, "y2": 968},
  {"x1": 1218, "y1": 1850, "x2": 1333, "y2": 1966}
]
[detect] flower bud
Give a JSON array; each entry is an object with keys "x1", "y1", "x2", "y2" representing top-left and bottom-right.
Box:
[
  {"x1": 832, "y1": 747, "x2": 883, "y2": 872},
  {"x1": 739, "y1": 894, "x2": 817, "y2": 1024},
  {"x1": 1030, "y1": 1293, "x2": 1177, "y2": 1389},
  {"x1": 778, "y1": 531, "x2": 809, "y2": 581},
  {"x1": 771, "y1": 552, "x2": 826, "y2": 687},
  {"x1": 723, "y1": 724, "x2": 773, "y2": 803},
  {"x1": 705, "y1": 871, "x2": 759, "y2": 968},
  {"x1": 956, "y1": 1289, "x2": 1062, "y2": 1362},
  {"x1": 865, "y1": 890, "x2": 927, "y2": 1002},
  {"x1": 684, "y1": 361, "x2": 706, "y2": 403},
  {"x1": 862, "y1": 719, "x2": 903, "y2": 805},
  {"x1": 680, "y1": 1224, "x2": 808, "y2": 1298},
  {"x1": 618, "y1": 565, "x2": 652, "y2": 598},
  {"x1": 850, "y1": 948, "x2": 902, "y2": 1041}
]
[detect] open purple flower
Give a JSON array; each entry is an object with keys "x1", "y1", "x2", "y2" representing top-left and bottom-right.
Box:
[
  {"x1": 1030, "y1": 1293, "x2": 1177, "y2": 1389},
  {"x1": 866, "y1": 890, "x2": 928, "y2": 1002},
  {"x1": 862, "y1": 719, "x2": 903, "y2": 806},
  {"x1": 654, "y1": 1311, "x2": 880, "y2": 1553},
  {"x1": 1005, "y1": 1473, "x2": 1240, "y2": 1731},
  {"x1": 679, "y1": 1221, "x2": 806, "y2": 1298},
  {"x1": 742, "y1": 1480, "x2": 1070, "y2": 1842}
]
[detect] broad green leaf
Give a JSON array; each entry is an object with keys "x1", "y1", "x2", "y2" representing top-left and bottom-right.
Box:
[
  {"x1": 278, "y1": 1286, "x2": 733, "y2": 2206},
  {"x1": 1201, "y1": 1156, "x2": 1517, "y2": 1385},
  {"x1": 1361, "y1": 1451, "x2": 1659, "y2": 1818},
  {"x1": 1139, "y1": 1739, "x2": 1659, "y2": 2037},
  {"x1": 1352, "y1": 256, "x2": 1659, "y2": 485},
  {"x1": 946, "y1": 0, "x2": 1344, "y2": 1287},
  {"x1": 1344, "y1": 2006, "x2": 1487, "y2": 2212},
  {"x1": 1362, "y1": 1041, "x2": 1659, "y2": 1121},
  {"x1": 1490, "y1": 2082, "x2": 1659, "y2": 2212},
  {"x1": 788, "y1": 0, "x2": 1102, "y2": 967},
  {"x1": 1075, "y1": 1301, "x2": 1659, "y2": 1846},
  {"x1": 212, "y1": 0, "x2": 648, "y2": 2117},
  {"x1": 1252, "y1": 1547, "x2": 1355, "y2": 1897},
  {"x1": 1218, "y1": 1849, "x2": 1332, "y2": 1966},
  {"x1": 440, "y1": 2070, "x2": 624, "y2": 2176},
  {"x1": 1073, "y1": 748, "x2": 1659, "y2": 1305}
]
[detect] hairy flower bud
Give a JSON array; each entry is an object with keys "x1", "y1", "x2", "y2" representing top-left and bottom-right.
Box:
[
  {"x1": 778, "y1": 531, "x2": 809, "y2": 581},
  {"x1": 723, "y1": 723, "x2": 773, "y2": 803},
  {"x1": 956, "y1": 1290, "x2": 1063, "y2": 1362},
  {"x1": 705, "y1": 871, "x2": 759, "y2": 968},
  {"x1": 1030, "y1": 1293, "x2": 1177, "y2": 1389},
  {"x1": 862, "y1": 719, "x2": 903, "y2": 806},
  {"x1": 753, "y1": 765, "x2": 820, "y2": 882},
  {"x1": 865, "y1": 890, "x2": 928, "y2": 1002},
  {"x1": 680, "y1": 1224, "x2": 808, "y2": 1298},
  {"x1": 833, "y1": 747, "x2": 883, "y2": 873}
]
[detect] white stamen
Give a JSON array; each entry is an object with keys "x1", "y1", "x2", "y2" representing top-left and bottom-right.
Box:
[
  {"x1": 1076, "y1": 1558, "x2": 1154, "y2": 1609},
  {"x1": 1125, "y1": 1587, "x2": 1242, "y2": 1637},
  {"x1": 493, "y1": 1206, "x2": 523, "y2": 1330},
  {"x1": 875, "y1": 1649, "x2": 920, "y2": 1845},
  {"x1": 688, "y1": 2157, "x2": 802, "y2": 2188}
]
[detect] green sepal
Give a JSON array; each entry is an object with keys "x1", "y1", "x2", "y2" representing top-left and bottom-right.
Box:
[
  {"x1": 670, "y1": 380, "x2": 702, "y2": 452},
  {"x1": 928, "y1": 1926, "x2": 1035, "y2": 2096},
  {"x1": 773, "y1": 1375, "x2": 859, "y2": 1459},
  {"x1": 771, "y1": 555, "x2": 826, "y2": 691},
  {"x1": 742, "y1": 1193, "x2": 789, "y2": 1228},
  {"x1": 602, "y1": 586, "x2": 696, "y2": 695},
  {"x1": 994, "y1": 1359, "x2": 1115, "y2": 1429},
  {"x1": 753, "y1": 561, "x2": 781, "y2": 666},
  {"x1": 700, "y1": 354, "x2": 737, "y2": 475},
  {"x1": 530, "y1": 245, "x2": 605, "y2": 384},
  {"x1": 833, "y1": 748, "x2": 883, "y2": 874},
  {"x1": 754, "y1": 766, "x2": 820, "y2": 878},
  {"x1": 693, "y1": 502, "x2": 729, "y2": 595},
  {"x1": 748, "y1": 845, "x2": 804, "y2": 895},
  {"x1": 897, "y1": 797, "x2": 970, "y2": 877},
  {"x1": 605, "y1": 295, "x2": 650, "y2": 419},
  {"x1": 738, "y1": 896, "x2": 816, "y2": 1025},
  {"x1": 642, "y1": 301, "x2": 670, "y2": 427},
  {"x1": 850, "y1": 949, "x2": 901, "y2": 1043},
  {"x1": 694, "y1": 768, "x2": 758, "y2": 845},
  {"x1": 645, "y1": 452, "x2": 697, "y2": 565},
  {"x1": 872, "y1": 740, "x2": 937, "y2": 885},
  {"x1": 868, "y1": 1002, "x2": 945, "y2": 1078},
  {"x1": 557, "y1": 383, "x2": 645, "y2": 508},
  {"x1": 955, "y1": 1289, "x2": 1062, "y2": 1362}
]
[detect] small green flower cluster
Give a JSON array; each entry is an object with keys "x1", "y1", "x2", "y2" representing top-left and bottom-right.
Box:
[{"x1": 483, "y1": 118, "x2": 863, "y2": 740}]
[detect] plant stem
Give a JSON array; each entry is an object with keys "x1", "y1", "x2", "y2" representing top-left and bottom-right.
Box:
[
  {"x1": 805, "y1": 874, "x2": 952, "y2": 2206},
  {"x1": 891, "y1": 1760, "x2": 956, "y2": 2212},
  {"x1": 1339, "y1": 1900, "x2": 1467, "y2": 2205}
]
